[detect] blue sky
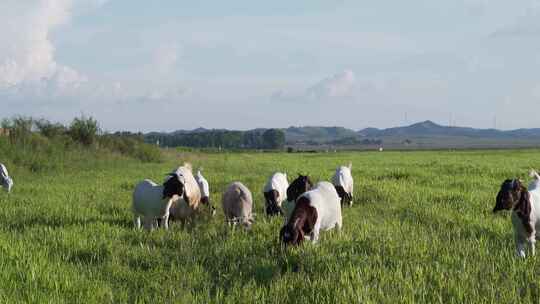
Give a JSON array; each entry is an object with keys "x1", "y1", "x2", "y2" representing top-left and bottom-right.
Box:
[{"x1": 2, "y1": 0, "x2": 540, "y2": 131}]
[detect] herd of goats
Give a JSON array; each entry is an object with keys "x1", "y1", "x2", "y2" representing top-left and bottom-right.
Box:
[
  {"x1": 132, "y1": 163, "x2": 352, "y2": 246},
  {"x1": 1, "y1": 160, "x2": 539, "y2": 256}
]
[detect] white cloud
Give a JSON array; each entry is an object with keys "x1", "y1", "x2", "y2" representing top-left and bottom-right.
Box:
[
  {"x1": 271, "y1": 70, "x2": 357, "y2": 103},
  {"x1": 0, "y1": 0, "x2": 191, "y2": 109},
  {"x1": 0, "y1": 0, "x2": 69, "y2": 88},
  {"x1": 306, "y1": 70, "x2": 356, "y2": 99},
  {"x1": 0, "y1": 0, "x2": 109, "y2": 92}
]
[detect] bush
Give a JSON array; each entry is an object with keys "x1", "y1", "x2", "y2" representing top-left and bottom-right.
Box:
[
  {"x1": 69, "y1": 115, "x2": 100, "y2": 146},
  {"x1": 35, "y1": 119, "x2": 67, "y2": 138},
  {"x1": 2, "y1": 116, "x2": 34, "y2": 146},
  {"x1": 0, "y1": 116, "x2": 162, "y2": 169},
  {"x1": 99, "y1": 134, "x2": 162, "y2": 163}
]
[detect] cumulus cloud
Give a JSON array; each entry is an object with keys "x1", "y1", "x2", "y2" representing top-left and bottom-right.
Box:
[
  {"x1": 0, "y1": 0, "x2": 191, "y2": 109},
  {"x1": 0, "y1": 0, "x2": 109, "y2": 93},
  {"x1": 306, "y1": 70, "x2": 356, "y2": 99},
  {"x1": 271, "y1": 70, "x2": 357, "y2": 103},
  {"x1": 0, "y1": 0, "x2": 70, "y2": 88}
]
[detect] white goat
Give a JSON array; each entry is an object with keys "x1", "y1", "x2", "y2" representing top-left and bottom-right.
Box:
[
  {"x1": 222, "y1": 182, "x2": 254, "y2": 228},
  {"x1": 168, "y1": 163, "x2": 202, "y2": 226},
  {"x1": 263, "y1": 172, "x2": 288, "y2": 216},
  {"x1": 0, "y1": 163, "x2": 13, "y2": 193},
  {"x1": 132, "y1": 173, "x2": 185, "y2": 231},
  {"x1": 331, "y1": 163, "x2": 353, "y2": 206},
  {"x1": 280, "y1": 181, "x2": 342, "y2": 245},
  {"x1": 493, "y1": 170, "x2": 540, "y2": 257},
  {"x1": 195, "y1": 169, "x2": 215, "y2": 215},
  {"x1": 196, "y1": 170, "x2": 210, "y2": 198}
]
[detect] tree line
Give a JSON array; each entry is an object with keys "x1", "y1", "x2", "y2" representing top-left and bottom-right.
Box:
[{"x1": 145, "y1": 128, "x2": 286, "y2": 149}]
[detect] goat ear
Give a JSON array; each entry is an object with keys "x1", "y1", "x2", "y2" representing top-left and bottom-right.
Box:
[{"x1": 348, "y1": 162, "x2": 352, "y2": 170}]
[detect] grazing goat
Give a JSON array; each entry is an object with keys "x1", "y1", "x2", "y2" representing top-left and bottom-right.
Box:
[
  {"x1": 195, "y1": 169, "x2": 216, "y2": 215},
  {"x1": 282, "y1": 174, "x2": 313, "y2": 221},
  {"x1": 263, "y1": 172, "x2": 289, "y2": 216},
  {"x1": 332, "y1": 163, "x2": 354, "y2": 206},
  {"x1": 493, "y1": 170, "x2": 540, "y2": 257},
  {"x1": 280, "y1": 181, "x2": 342, "y2": 246},
  {"x1": 222, "y1": 182, "x2": 254, "y2": 228},
  {"x1": 132, "y1": 173, "x2": 185, "y2": 230},
  {"x1": 168, "y1": 163, "x2": 202, "y2": 227},
  {"x1": 0, "y1": 163, "x2": 13, "y2": 193}
]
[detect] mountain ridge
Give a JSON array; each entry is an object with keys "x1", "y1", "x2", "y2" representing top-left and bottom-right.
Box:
[
  {"x1": 145, "y1": 120, "x2": 540, "y2": 148},
  {"x1": 357, "y1": 120, "x2": 540, "y2": 139}
]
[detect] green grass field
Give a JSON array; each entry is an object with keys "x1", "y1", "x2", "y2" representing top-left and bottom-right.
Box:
[{"x1": 1, "y1": 149, "x2": 540, "y2": 303}]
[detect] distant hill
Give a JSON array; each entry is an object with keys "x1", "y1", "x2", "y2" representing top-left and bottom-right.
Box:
[
  {"x1": 358, "y1": 120, "x2": 540, "y2": 139},
  {"x1": 145, "y1": 121, "x2": 540, "y2": 150}
]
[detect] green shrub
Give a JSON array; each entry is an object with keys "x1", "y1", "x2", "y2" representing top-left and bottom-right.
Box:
[
  {"x1": 69, "y1": 115, "x2": 100, "y2": 146},
  {"x1": 35, "y1": 119, "x2": 67, "y2": 138},
  {"x1": 99, "y1": 134, "x2": 162, "y2": 163},
  {"x1": 0, "y1": 116, "x2": 162, "y2": 171}
]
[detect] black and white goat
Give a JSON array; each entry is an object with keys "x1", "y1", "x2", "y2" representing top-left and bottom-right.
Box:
[
  {"x1": 263, "y1": 172, "x2": 288, "y2": 216},
  {"x1": 132, "y1": 173, "x2": 185, "y2": 231},
  {"x1": 332, "y1": 163, "x2": 353, "y2": 206}
]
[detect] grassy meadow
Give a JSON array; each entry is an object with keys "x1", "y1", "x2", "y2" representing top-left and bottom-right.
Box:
[{"x1": 1, "y1": 148, "x2": 540, "y2": 303}]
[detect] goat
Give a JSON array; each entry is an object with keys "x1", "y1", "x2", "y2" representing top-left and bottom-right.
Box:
[
  {"x1": 282, "y1": 174, "x2": 313, "y2": 221},
  {"x1": 331, "y1": 163, "x2": 353, "y2": 206},
  {"x1": 280, "y1": 181, "x2": 342, "y2": 246},
  {"x1": 222, "y1": 182, "x2": 254, "y2": 228},
  {"x1": 168, "y1": 163, "x2": 202, "y2": 227},
  {"x1": 493, "y1": 170, "x2": 540, "y2": 257},
  {"x1": 263, "y1": 172, "x2": 288, "y2": 216},
  {"x1": 132, "y1": 173, "x2": 184, "y2": 231},
  {"x1": 0, "y1": 163, "x2": 13, "y2": 193},
  {"x1": 195, "y1": 169, "x2": 216, "y2": 215}
]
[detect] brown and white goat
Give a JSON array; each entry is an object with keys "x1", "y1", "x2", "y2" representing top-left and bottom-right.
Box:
[
  {"x1": 282, "y1": 174, "x2": 313, "y2": 221},
  {"x1": 167, "y1": 163, "x2": 202, "y2": 227},
  {"x1": 280, "y1": 181, "x2": 342, "y2": 246},
  {"x1": 493, "y1": 170, "x2": 540, "y2": 257}
]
